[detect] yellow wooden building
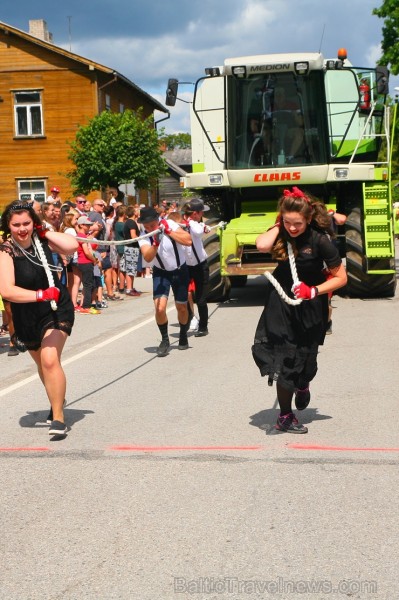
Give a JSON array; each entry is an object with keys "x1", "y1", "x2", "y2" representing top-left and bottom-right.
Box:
[{"x1": 0, "y1": 20, "x2": 168, "y2": 210}]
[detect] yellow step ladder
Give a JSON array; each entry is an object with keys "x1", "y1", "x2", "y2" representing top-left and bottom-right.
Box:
[{"x1": 362, "y1": 182, "x2": 395, "y2": 273}]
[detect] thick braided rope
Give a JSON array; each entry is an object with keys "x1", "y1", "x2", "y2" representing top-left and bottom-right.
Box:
[
  {"x1": 74, "y1": 221, "x2": 226, "y2": 245},
  {"x1": 288, "y1": 241, "x2": 300, "y2": 286},
  {"x1": 264, "y1": 241, "x2": 303, "y2": 306},
  {"x1": 75, "y1": 228, "x2": 162, "y2": 245},
  {"x1": 33, "y1": 233, "x2": 57, "y2": 311}
]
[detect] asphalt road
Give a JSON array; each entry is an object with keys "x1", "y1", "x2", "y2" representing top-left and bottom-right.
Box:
[{"x1": 0, "y1": 259, "x2": 398, "y2": 600}]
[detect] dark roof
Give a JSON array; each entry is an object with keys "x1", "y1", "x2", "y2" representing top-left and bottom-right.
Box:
[
  {"x1": 163, "y1": 148, "x2": 192, "y2": 167},
  {"x1": 164, "y1": 156, "x2": 187, "y2": 177},
  {"x1": 0, "y1": 20, "x2": 168, "y2": 114}
]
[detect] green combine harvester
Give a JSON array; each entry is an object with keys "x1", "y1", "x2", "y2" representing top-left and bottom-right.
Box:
[{"x1": 166, "y1": 48, "x2": 397, "y2": 299}]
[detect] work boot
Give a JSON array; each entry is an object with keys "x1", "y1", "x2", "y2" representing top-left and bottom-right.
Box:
[
  {"x1": 178, "y1": 338, "x2": 189, "y2": 350},
  {"x1": 194, "y1": 328, "x2": 208, "y2": 337},
  {"x1": 157, "y1": 338, "x2": 170, "y2": 357}
]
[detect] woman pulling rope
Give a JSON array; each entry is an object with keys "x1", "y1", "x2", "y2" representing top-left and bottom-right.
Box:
[
  {"x1": 252, "y1": 187, "x2": 347, "y2": 434},
  {"x1": 0, "y1": 201, "x2": 78, "y2": 437}
]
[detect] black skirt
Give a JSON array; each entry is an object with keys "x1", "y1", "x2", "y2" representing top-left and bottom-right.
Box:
[{"x1": 251, "y1": 281, "x2": 328, "y2": 391}]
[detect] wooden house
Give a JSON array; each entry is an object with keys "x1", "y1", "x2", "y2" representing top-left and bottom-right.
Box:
[{"x1": 0, "y1": 19, "x2": 168, "y2": 210}]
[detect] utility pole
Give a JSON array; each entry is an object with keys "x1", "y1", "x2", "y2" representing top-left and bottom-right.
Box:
[{"x1": 67, "y1": 16, "x2": 72, "y2": 52}]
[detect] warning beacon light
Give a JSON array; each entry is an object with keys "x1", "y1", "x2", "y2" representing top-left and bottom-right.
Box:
[{"x1": 337, "y1": 48, "x2": 348, "y2": 62}]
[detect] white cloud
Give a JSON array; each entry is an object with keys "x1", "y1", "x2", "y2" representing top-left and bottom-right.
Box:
[
  {"x1": 58, "y1": 0, "x2": 396, "y2": 132},
  {"x1": 153, "y1": 92, "x2": 192, "y2": 134},
  {"x1": 366, "y1": 43, "x2": 382, "y2": 66},
  {"x1": 70, "y1": 1, "x2": 280, "y2": 86}
]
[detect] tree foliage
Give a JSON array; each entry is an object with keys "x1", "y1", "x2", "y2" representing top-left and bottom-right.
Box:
[
  {"x1": 68, "y1": 109, "x2": 166, "y2": 194},
  {"x1": 373, "y1": 0, "x2": 399, "y2": 74},
  {"x1": 159, "y1": 132, "x2": 191, "y2": 149}
]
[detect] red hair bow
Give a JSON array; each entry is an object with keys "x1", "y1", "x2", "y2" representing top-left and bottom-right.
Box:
[{"x1": 283, "y1": 186, "x2": 306, "y2": 199}]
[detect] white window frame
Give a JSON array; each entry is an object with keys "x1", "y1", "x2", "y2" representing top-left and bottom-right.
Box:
[
  {"x1": 17, "y1": 179, "x2": 47, "y2": 203},
  {"x1": 13, "y1": 90, "x2": 44, "y2": 137},
  {"x1": 105, "y1": 93, "x2": 111, "y2": 111}
]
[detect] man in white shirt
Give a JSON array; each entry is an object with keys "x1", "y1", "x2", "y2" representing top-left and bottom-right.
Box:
[
  {"x1": 182, "y1": 198, "x2": 211, "y2": 337},
  {"x1": 138, "y1": 207, "x2": 192, "y2": 357},
  {"x1": 47, "y1": 186, "x2": 62, "y2": 203}
]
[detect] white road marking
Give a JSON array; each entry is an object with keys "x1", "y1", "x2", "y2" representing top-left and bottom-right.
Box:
[{"x1": 0, "y1": 307, "x2": 175, "y2": 398}]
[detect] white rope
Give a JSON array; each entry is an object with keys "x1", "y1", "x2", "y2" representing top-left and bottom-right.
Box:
[
  {"x1": 74, "y1": 221, "x2": 226, "y2": 245},
  {"x1": 264, "y1": 241, "x2": 303, "y2": 306},
  {"x1": 288, "y1": 241, "x2": 300, "y2": 286},
  {"x1": 32, "y1": 233, "x2": 58, "y2": 311},
  {"x1": 75, "y1": 228, "x2": 162, "y2": 245}
]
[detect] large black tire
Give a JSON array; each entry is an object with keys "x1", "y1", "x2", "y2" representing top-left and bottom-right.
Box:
[
  {"x1": 203, "y1": 220, "x2": 231, "y2": 302},
  {"x1": 344, "y1": 207, "x2": 396, "y2": 298}
]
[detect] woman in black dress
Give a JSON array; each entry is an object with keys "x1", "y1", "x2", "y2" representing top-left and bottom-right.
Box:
[
  {"x1": 0, "y1": 201, "x2": 78, "y2": 435},
  {"x1": 252, "y1": 187, "x2": 347, "y2": 434}
]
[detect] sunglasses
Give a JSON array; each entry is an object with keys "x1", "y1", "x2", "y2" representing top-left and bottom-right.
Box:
[{"x1": 77, "y1": 201, "x2": 86, "y2": 204}]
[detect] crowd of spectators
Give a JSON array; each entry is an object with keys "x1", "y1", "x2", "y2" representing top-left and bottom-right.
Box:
[{"x1": 0, "y1": 189, "x2": 204, "y2": 357}]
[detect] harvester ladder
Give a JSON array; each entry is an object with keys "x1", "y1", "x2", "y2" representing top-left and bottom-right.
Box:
[
  {"x1": 348, "y1": 104, "x2": 390, "y2": 166},
  {"x1": 362, "y1": 182, "x2": 395, "y2": 273}
]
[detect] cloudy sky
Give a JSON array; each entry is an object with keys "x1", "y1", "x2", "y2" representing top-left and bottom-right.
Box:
[{"x1": 1, "y1": 0, "x2": 396, "y2": 133}]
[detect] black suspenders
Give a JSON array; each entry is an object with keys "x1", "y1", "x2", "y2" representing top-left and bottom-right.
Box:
[
  {"x1": 152, "y1": 236, "x2": 181, "y2": 270},
  {"x1": 191, "y1": 241, "x2": 201, "y2": 265}
]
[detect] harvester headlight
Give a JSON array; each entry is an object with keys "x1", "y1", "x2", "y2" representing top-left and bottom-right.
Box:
[
  {"x1": 209, "y1": 174, "x2": 223, "y2": 185},
  {"x1": 294, "y1": 61, "x2": 309, "y2": 75},
  {"x1": 334, "y1": 168, "x2": 348, "y2": 180},
  {"x1": 232, "y1": 66, "x2": 247, "y2": 78},
  {"x1": 205, "y1": 67, "x2": 221, "y2": 77},
  {"x1": 326, "y1": 59, "x2": 344, "y2": 70}
]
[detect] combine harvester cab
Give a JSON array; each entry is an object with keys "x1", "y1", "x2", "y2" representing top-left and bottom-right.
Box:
[{"x1": 168, "y1": 49, "x2": 397, "y2": 299}]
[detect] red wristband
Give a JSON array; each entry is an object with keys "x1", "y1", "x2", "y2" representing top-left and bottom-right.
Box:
[{"x1": 35, "y1": 224, "x2": 47, "y2": 239}]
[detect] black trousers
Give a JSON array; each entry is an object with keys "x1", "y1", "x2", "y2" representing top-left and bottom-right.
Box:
[
  {"x1": 78, "y1": 262, "x2": 94, "y2": 308},
  {"x1": 188, "y1": 260, "x2": 209, "y2": 329}
]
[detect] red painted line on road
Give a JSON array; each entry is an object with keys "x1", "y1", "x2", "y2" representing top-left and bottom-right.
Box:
[
  {"x1": 0, "y1": 447, "x2": 50, "y2": 452},
  {"x1": 110, "y1": 445, "x2": 264, "y2": 452},
  {"x1": 288, "y1": 444, "x2": 399, "y2": 452}
]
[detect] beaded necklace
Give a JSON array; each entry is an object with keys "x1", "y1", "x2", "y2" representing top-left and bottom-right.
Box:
[
  {"x1": 10, "y1": 237, "x2": 62, "y2": 273},
  {"x1": 11, "y1": 234, "x2": 61, "y2": 311}
]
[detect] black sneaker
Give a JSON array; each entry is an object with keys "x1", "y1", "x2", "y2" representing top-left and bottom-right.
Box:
[
  {"x1": 295, "y1": 387, "x2": 311, "y2": 411},
  {"x1": 48, "y1": 420, "x2": 67, "y2": 436},
  {"x1": 157, "y1": 338, "x2": 170, "y2": 357},
  {"x1": 194, "y1": 329, "x2": 208, "y2": 337},
  {"x1": 7, "y1": 346, "x2": 19, "y2": 356},
  {"x1": 178, "y1": 341, "x2": 189, "y2": 350},
  {"x1": 326, "y1": 321, "x2": 332, "y2": 335},
  {"x1": 276, "y1": 412, "x2": 308, "y2": 434},
  {"x1": 46, "y1": 400, "x2": 67, "y2": 424}
]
